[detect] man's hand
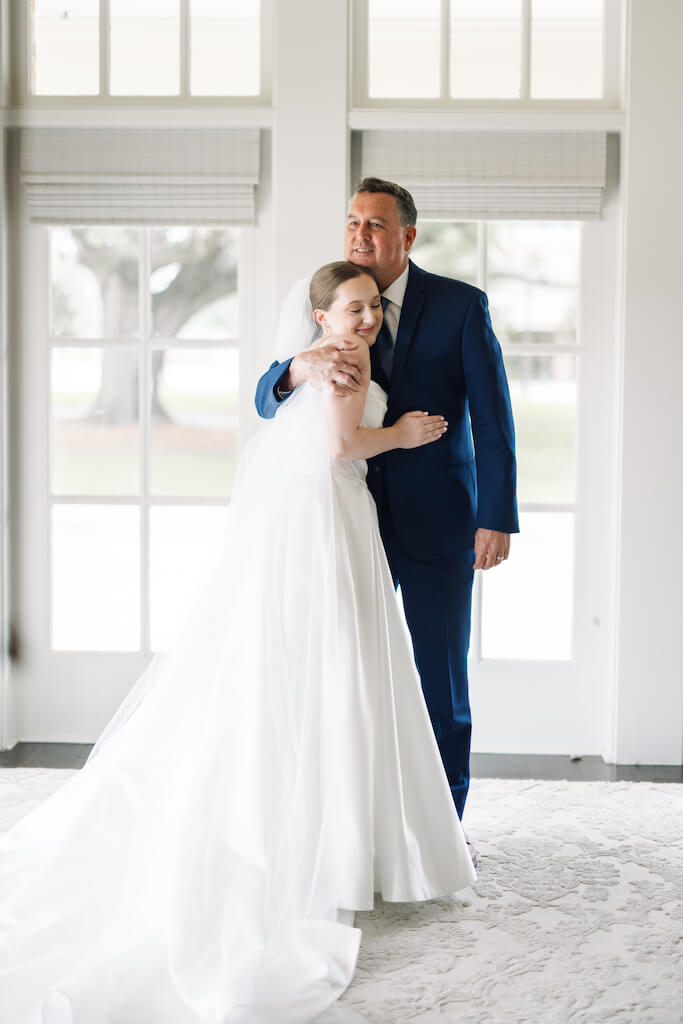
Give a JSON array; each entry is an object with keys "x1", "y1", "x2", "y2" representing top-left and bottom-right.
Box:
[
  {"x1": 473, "y1": 528, "x2": 511, "y2": 570},
  {"x1": 284, "y1": 336, "x2": 365, "y2": 396}
]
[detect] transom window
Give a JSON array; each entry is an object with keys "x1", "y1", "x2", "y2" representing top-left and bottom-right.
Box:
[
  {"x1": 30, "y1": 0, "x2": 262, "y2": 98},
  {"x1": 356, "y1": 0, "x2": 606, "y2": 103}
]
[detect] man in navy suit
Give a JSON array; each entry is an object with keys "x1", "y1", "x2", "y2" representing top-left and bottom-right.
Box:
[{"x1": 255, "y1": 178, "x2": 518, "y2": 850}]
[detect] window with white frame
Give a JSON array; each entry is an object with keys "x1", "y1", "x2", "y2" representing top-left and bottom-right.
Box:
[
  {"x1": 49, "y1": 225, "x2": 240, "y2": 654},
  {"x1": 411, "y1": 220, "x2": 580, "y2": 660},
  {"x1": 357, "y1": 0, "x2": 607, "y2": 103},
  {"x1": 30, "y1": 0, "x2": 262, "y2": 98}
]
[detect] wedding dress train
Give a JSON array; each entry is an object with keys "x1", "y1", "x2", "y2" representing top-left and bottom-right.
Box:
[{"x1": 0, "y1": 381, "x2": 476, "y2": 1023}]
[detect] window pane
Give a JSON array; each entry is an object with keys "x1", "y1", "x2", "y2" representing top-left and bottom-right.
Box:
[
  {"x1": 51, "y1": 347, "x2": 140, "y2": 496},
  {"x1": 481, "y1": 512, "x2": 574, "y2": 660},
  {"x1": 151, "y1": 228, "x2": 239, "y2": 339},
  {"x1": 52, "y1": 504, "x2": 140, "y2": 650},
  {"x1": 149, "y1": 348, "x2": 239, "y2": 497},
  {"x1": 451, "y1": 0, "x2": 521, "y2": 98},
  {"x1": 368, "y1": 0, "x2": 440, "y2": 98},
  {"x1": 191, "y1": 0, "x2": 260, "y2": 96},
  {"x1": 150, "y1": 506, "x2": 228, "y2": 650},
  {"x1": 505, "y1": 353, "x2": 576, "y2": 503},
  {"x1": 487, "y1": 222, "x2": 580, "y2": 346},
  {"x1": 410, "y1": 222, "x2": 478, "y2": 284},
  {"x1": 31, "y1": 0, "x2": 99, "y2": 95},
  {"x1": 531, "y1": 0, "x2": 603, "y2": 99},
  {"x1": 110, "y1": 0, "x2": 180, "y2": 95},
  {"x1": 50, "y1": 227, "x2": 140, "y2": 339}
]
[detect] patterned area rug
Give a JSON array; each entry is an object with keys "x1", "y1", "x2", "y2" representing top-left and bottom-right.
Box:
[{"x1": 1, "y1": 771, "x2": 681, "y2": 1024}]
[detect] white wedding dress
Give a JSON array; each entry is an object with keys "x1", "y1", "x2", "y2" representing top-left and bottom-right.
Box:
[{"x1": 0, "y1": 380, "x2": 476, "y2": 1024}]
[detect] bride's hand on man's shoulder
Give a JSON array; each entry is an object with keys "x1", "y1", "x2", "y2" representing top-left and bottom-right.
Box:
[{"x1": 291, "y1": 336, "x2": 366, "y2": 396}]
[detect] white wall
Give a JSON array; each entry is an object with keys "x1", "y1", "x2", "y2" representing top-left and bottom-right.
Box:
[
  {"x1": 609, "y1": 0, "x2": 683, "y2": 764},
  {"x1": 270, "y1": 0, "x2": 349, "y2": 307}
]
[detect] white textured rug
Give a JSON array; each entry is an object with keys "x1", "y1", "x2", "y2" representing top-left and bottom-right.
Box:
[{"x1": 1, "y1": 771, "x2": 681, "y2": 1024}]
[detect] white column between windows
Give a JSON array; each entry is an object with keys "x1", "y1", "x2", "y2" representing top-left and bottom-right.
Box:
[
  {"x1": 271, "y1": 0, "x2": 350, "y2": 310},
  {"x1": 610, "y1": 0, "x2": 683, "y2": 764}
]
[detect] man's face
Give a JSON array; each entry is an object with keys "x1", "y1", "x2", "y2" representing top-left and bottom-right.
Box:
[{"x1": 344, "y1": 192, "x2": 417, "y2": 290}]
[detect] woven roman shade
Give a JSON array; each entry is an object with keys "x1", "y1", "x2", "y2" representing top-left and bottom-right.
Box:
[
  {"x1": 20, "y1": 128, "x2": 260, "y2": 225},
  {"x1": 359, "y1": 130, "x2": 607, "y2": 220}
]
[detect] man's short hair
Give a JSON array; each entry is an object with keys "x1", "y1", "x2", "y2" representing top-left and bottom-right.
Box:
[{"x1": 354, "y1": 177, "x2": 418, "y2": 228}]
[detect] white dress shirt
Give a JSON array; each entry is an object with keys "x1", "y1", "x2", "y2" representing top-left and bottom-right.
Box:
[{"x1": 380, "y1": 261, "x2": 410, "y2": 343}]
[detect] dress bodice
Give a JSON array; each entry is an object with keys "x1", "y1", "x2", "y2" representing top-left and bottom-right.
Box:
[
  {"x1": 333, "y1": 380, "x2": 388, "y2": 483},
  {"x1": 361, "y1": 380, "x2": 389, "y2": 430}
]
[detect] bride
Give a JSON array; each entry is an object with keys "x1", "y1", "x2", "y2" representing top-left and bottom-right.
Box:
[{"x1": 0, "y1": 261, "x2": 476, "y2": 1024}]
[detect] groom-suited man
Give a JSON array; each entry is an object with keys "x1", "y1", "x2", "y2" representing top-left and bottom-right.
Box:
[{"x1": 255, "y1": 178, "x2": 518, "y2": 826}]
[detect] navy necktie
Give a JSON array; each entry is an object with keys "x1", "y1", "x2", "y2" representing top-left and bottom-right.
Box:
[{"x1": 373, "y1": 296, "x2": 394, "y2": 392}]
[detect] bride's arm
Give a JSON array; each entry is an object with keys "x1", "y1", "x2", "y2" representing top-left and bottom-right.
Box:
[{"x1": 322, "y1": 346, "x2": 447, "y2": 460}]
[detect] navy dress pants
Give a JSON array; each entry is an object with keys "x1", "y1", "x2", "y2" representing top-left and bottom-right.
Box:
[{"x1": 379, "y1": 505, "x2": 475, "y2": 820}]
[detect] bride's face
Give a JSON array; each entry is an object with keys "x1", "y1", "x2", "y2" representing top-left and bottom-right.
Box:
[{"x1": 314, "y1": 275, "x2": 382, "y2": 345}]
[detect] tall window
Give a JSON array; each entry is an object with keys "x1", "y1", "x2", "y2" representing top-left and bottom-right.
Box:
[
  {"x1": 30, "y1": 0, "x2": 262, "y2": 97},
  {"x1": 412, "y1": 221, "x2": 580, "y2": 660},
  {"x1": 49, "y1": 226, "x2": 239, "y2": 653},
  {"x1": 360, "y1": 0, "x2": 605, "y2": 102}
]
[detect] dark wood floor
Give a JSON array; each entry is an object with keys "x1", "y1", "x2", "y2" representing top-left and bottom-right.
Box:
[{"x1": 1, "y1": 743, "x2": 681, "y2": 782}]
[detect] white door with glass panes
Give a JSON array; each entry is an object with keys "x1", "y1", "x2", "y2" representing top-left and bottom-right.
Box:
[
  {"x1": 8, "y1": 0, "x2": 266, "y2": 744},
  {"x1": 411, "y1": 221, "x2": 602, "y2": 756},
  {"x1": 11, "y1": 224, "x2": 242, "y2": 740}
]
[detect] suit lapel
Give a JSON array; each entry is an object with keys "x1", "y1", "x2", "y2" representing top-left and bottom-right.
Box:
[
  {"x1": 389, "y1": 260, "x2": 426, "y2": 396},
  {"x1": 369, "y1": 328, "x2": 390, "y2": 393}
]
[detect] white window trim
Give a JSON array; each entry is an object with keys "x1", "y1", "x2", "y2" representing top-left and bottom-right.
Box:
[
  {"x1": 0, "y1": 128, "x2": 9, "y2": 749},
  {"x1": 351, "y1": 0, "x2": 623, "y2": 114},
  {"x1": 8, "y1": 0, "x2": 273, "y2": 109}
]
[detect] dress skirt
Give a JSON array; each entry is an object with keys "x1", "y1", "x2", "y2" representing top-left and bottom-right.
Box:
[{"x1": 0, "y1": 381, "x2": 475, "y2": 1023}]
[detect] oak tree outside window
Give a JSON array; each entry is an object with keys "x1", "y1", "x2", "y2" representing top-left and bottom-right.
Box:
[{"x1": 49, "y1": 226, "x2": 240, "y2": 654}]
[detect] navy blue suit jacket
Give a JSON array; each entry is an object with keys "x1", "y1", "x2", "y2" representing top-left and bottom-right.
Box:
[{"x1": 254, "y1": 260, "x2": 518, "y2": 561}]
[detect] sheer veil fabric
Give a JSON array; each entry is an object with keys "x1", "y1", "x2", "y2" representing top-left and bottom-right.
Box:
[{"x1": 0, "y1": 315, "x2": 475, "y2": 1022}]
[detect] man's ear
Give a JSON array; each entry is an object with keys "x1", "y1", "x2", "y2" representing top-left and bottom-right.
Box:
[{"x1": 405, "y1": 226, "x2": 417, "y2": 252}]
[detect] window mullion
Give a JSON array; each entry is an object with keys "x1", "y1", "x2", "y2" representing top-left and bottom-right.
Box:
[
  {"x1": 519, "y1": 502, "x2": 576, "y2": 514},
  {"x1": 471, "y1": 223, "x2": 486, "y2": 661},
  {"x1": 603, "y1": 0, "x2": 621, "y2": 104},
  {"x1": 500, "y1": 344, "x2": 581, "y2": 357},
  {"x1": 180, "y1": 0, "x2": 190, "y2": 98},
  {"x1": 140, "y1": 230, "x2": 151, "y2": 654},
  {"x1": 478, "y1": 220, "x2": 487, "y2": 291},
  {"x1": 260, "y1": 0, "x2": 272, "y2": 102},
  {"x1": 100, "y1": 0, "x2": 110, "y2": 96},
  {"x1": 440, "y1": 0, "x2": 450, "y2": 101},
  {"x1": 521, "y1": 0, "x2": 532, "y2": 100},
  {"x1": 356, "y1": 0, "x2": 370, "y2": 107}
]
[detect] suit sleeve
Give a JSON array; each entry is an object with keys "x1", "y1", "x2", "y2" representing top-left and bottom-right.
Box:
[
  {"x1": 254, "y1": 357, "x2": 295, "y2": 420},
  {"x1": 462, "y1": 290, "x2": 519, "y2": 534},
  {"x1": 254, "y1": 276, "x2": 316, "y2": 420}
]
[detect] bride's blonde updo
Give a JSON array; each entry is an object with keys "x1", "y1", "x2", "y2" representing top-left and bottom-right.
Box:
[{"x1": 309, "y1": 261, "x2": 378, "y2": 312}]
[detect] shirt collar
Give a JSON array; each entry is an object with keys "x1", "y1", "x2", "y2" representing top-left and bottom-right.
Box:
[{"x1": 381, "y1": 262, "x2": 410, "y2": 310}]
